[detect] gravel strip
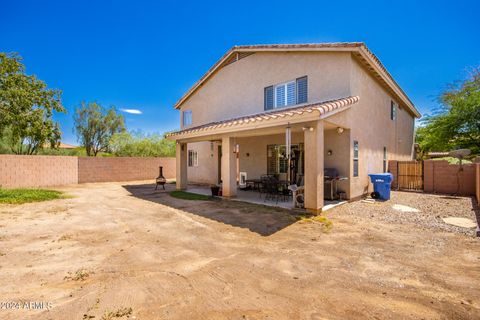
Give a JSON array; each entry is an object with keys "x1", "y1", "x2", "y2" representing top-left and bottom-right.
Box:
[{"x1": 332, "y1": 191, "x2": 479, "y2": 237}]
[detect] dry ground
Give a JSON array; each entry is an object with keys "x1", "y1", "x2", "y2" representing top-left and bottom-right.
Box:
[{"x1": 0, "y1": 181, "x2": 479, "y2": 320}]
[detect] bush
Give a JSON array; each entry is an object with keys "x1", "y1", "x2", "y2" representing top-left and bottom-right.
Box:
[
  {"x1": 37, "y1": 147, "x2": 87, "y2": 156},
  {"x1": 109, "y1": 131, "x2": 175, "y2": 157}
]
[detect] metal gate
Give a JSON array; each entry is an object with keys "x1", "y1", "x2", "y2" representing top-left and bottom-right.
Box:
[{"x1": 396, "y1": 161, "x2": 423, "y2": 191}]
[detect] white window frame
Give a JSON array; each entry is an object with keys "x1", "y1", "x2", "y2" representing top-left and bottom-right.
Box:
[
  {"x1": 188, "y1": 150, "x2": 198, "y2": 167},
  {"x1": 182, "y1": 110, "x2": 192, "y2": 127},
  {"x1": 353, "y1": 141, "x2": 359, "y2": 177},
  {"x1": 274, "y1": 80, "x2": 296, "y2": 108}
]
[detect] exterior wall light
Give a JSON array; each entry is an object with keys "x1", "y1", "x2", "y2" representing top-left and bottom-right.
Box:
[
  {"x1": 302, "y1": 127, "x2": 314, "y2": 132},
  {"x1": 336, "y1": 127, "x2": 344, "y2": 134}
]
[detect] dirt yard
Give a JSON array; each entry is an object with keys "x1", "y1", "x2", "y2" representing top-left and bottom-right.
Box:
[{"x1": 0, "y1": 182, "x2": 479, "y2": 319}]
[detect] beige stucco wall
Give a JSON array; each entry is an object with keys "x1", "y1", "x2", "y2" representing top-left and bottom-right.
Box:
[
  {"x1": 237, "y1": 132, "x2": 304, "y2": 181},
  {"x1": 326, "y1": 57, "x2": 416, "y2": 198},
  {"x1": 186, "y1": 141, "x2": 219, "y2": 185},
  {"x1": 179, "y1": 51, "x2": 352, "y2": 128},
  {"x1": 324, "y1": 128, "x2": 351, "y2": 197},
  {"x1": 179, "y1": 51, "x2": 416, "y2": 200}
]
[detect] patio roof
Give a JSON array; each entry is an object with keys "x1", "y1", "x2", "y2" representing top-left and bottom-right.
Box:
[{"x1": 166, "y1": 96, "x2": 359, "y2": 139}]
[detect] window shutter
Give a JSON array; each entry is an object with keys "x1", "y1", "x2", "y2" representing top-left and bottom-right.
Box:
[
  {"x1": 296, "y1": 76, "x2": 308, "y2": 104},
  {"x1": 264, "y1": 86, "x2": 274, "y2": 110},
  {"x1": 286, "y1": 82, "x2": 296, "y2": 106}
]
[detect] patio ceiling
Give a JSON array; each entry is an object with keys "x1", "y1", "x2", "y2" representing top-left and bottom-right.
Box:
[{"x1": 166, "y1": 96, "x2": 359, "y2": 141}]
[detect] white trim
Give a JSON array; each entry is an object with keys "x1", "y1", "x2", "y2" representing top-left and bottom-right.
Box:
[
  {"x1": 188, "y1": 149, "x2": 198, "y2": 167},
  {"x1": 239, "y1": 172, "x2": 247, "y2": 187},
  {"x1": 183, "y1": 110, "x2": 192, "y2": 127},
  {"x1": 274, "y1": 80, "x2": 296, "y2": 108}
]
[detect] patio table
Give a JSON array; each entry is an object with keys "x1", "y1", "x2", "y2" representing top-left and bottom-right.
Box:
[{"x1": 246, "y1": 179, "x2": 262, "y2": 190}]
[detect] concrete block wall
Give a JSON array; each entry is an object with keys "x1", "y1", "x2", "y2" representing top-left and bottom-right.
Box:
[
  {"x1": 78, "y1": 157, "x2": 176, "y2": 183},
  {"x1": 0, "y1": 155, "x2": 175, "y2": 188},
  {"x1": 389, "y1": 159, "x2": 477, "y2": 196},
  {"x1": 423, "y1": 160, "x2": 476, "y2": 195},
  {"x1": 476, "y1": 163, "x2": 480, "y2": 203},
  {"x1": 0, "y1": 155, "x2": 78, "y2": 188}
]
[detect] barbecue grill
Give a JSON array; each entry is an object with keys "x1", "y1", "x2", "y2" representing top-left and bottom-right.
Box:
[
  {"x1": 155, "y1": 166, "x2": 166, "y2": 190},
  {"x1": 324, "y1": 168, "x2": 347, "y2": 200}
]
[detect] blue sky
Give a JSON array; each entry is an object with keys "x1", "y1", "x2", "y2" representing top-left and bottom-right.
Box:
[{"x1": 1, "y1": 0, "x2": 479, "y2": 144}]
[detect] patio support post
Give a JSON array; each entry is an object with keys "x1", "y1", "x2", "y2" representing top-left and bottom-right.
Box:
[
  {"x1": 286, "y1": 125, "x2": 291, "y2": 183},
  {"x1": 221, "y1": 136, "x2": 237, "y2": 197},
  {"x1": 304, "y1": 120, "x2": 324, "y2": 213},
  {"x1": 176, "y1": 142, "x2": 187, "y2": 190}
]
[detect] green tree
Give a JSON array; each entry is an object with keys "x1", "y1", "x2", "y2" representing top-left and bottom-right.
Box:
[
  {"x1": 0, "y1": 52, "x2": 64, "y2": 154},
  {"x1": 109, "y1": 130, "x2": 175, "y2": 157},
  {"x1": 74, "y1": 102, "x2": 125, "y2": 156},
  {"x1": 416, "y1": 67, "x2": 480, "y2": 155}
]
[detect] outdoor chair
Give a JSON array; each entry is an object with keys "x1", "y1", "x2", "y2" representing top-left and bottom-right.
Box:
[
  {"x1": 258, "y1": 176, "x2": 271, "y2": 197},
  {"x1": 278, "y1": 183, "x2": 291, "y2": 202},
  {"x1": 263, "y1": 177, "x2": 291, "y2": 204},
  {"x1": 289, "y1": 184, "x2": 305, "y2": 208},
  {"x1": 263, "y1": 179, "x2": 280, "y2": 203}
]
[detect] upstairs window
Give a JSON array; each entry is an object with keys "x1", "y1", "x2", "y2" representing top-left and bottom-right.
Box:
[
  {"x1": 390, "y1": 101, "x2": 397, "y2": 120},
  {"x1": 296, "y1": 76, "x2": 308, "y2": 104},
  {"x1": 275, "y1": 81, "x2": 296, "y2": 107},
  {"x1": 182, "y1": 110, "x2": 192, "y2": 127},
  {"x1": 264, "y1": 76, "x2": 308, "y2": 110},
  {"x1": 188, "y1": 150, "x2": 198, "y2": 167}
]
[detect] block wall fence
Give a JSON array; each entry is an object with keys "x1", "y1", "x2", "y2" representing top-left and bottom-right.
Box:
[
  {"x1": 0, "y1": 155, "x2": 175, "y2": 188},
  {"x1": 477, "y1": 163, "x2": 480, "y2": 203},
  {"x1": 389, "y1": 160, "x2": 479, "y2": 198}
]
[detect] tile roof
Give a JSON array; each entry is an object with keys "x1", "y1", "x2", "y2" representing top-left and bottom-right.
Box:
[{"x1": 166, "y1": 96, "x2": 359, "y2": 138}]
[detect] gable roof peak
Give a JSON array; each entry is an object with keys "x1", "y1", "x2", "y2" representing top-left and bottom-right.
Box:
[
  {"x1": 231, "y1": 42, "x2": 365, "y2": 51},
  {"x1": 174, "y1": 42, "x2": 420, "y2": 118}
]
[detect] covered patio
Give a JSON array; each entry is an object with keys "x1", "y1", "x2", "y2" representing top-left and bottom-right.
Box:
[
  {"x1": 186, "y1": 184, "x2": 347, "y2": 211},
  {"x1": 167, "y1": 96, "x2": 359, "y2": 213}
]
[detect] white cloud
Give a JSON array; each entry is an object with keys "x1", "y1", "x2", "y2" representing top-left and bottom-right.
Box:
[{"x1": 120, "y1": 108, "x2": 143, "y2": 115}]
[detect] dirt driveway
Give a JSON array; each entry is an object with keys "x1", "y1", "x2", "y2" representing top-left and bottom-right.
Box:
[{"x1": 0, "y1": 181, "x2": 479, "y2": 319}]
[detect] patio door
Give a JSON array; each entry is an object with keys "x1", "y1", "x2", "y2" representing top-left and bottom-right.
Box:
[{"x1": 267, "y1": 144, "x2": 304, "y2": 183}]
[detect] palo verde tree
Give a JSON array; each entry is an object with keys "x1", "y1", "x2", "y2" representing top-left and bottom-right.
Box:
[
  {"x1": 0, "y1": 52, "x2": 64, "y2": 154},
  {"x1": 74, "y1": 101, "x2": 125, "y2": 156},
  {"x1": 416, "y1": 67, "x2": 480, "y2": 155}
]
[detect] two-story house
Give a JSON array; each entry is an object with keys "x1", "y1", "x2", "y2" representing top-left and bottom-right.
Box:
[{"x1": 167, "y1": 43, "x2": 420, "y2": 213}]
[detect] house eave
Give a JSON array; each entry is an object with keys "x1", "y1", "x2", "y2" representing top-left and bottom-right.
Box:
[{"x1": 167, "y1": 96, "x2": 359, "y2": 141}]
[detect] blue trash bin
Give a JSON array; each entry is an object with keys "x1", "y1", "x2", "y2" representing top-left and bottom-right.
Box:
[{"x1": 368, "y1": 173, "x2": 393, "y2": 200}]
